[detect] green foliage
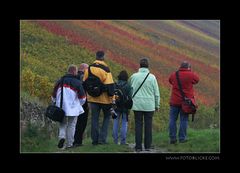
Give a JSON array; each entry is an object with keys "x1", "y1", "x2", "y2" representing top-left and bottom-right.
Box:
[
  {"x1": 189, "y1": 102, "x2": 219, "y2": 129},
  {"x1": 21, "y1": 120, "x2": 60, "y2": 152}
]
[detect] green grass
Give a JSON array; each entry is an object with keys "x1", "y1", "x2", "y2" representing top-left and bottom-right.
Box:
[
  {"x1": 21, "y1": 125, "x2": 220, "y2": 153},
  {"x1": 154, "y1": 128, "x2": 220, "y2": 153}
]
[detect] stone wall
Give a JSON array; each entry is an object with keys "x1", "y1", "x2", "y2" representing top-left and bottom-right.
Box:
[{"x1": 20, "y1": 98, "x2": 56, "y2": 137}]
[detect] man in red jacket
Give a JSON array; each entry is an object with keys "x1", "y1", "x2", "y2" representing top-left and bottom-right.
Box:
[{"x1": 168, "y1": 61, "x2": 199, "y2": 144}]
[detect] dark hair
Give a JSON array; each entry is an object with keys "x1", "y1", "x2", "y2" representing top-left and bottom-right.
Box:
[
  {"x1": 96, "y1": 51, "x2": 105, "y2": 60},
  {"x1": 118, "y1": 70, "x2": 129, "y2": 81},
  {"x1": 140, "y1": 58, "x2": 149, "y2": 68}
]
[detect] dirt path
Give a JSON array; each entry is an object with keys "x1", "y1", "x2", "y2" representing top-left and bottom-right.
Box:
[{"x1": 128, "y1": 143, "x2": 168, "y2": 153}]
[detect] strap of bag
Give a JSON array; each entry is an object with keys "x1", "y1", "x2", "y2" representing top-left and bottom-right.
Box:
[
  {"x1": 116, "y1": 82, "x2": 128, "y2": 90},
  {"x1": 176, "y1": 71, "x2": 186, "y2": 100},
  {"x1": 117, "y1": 82, "x2": 128, "y2": 99},
  {"x1": 132, "y1": 72, "x2": 150, "y2": 98},
  {"x1": 88, "y1": 65, "x2": 93, "y2": 76},
  {"x1": 60, "y1": 77, "x2": 65, "y2": 109},
  {"x1": 176, "y1": 71, "x2": 194, "y2": 121}
]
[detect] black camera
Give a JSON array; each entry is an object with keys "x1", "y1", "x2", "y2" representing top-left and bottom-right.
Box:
[{"x1": 110, "y1": 108, "x2": 117, "y2": 119}]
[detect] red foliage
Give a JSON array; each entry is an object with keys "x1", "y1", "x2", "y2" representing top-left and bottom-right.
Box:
[
  {"x1": 89, "y1": 21, "x2": 219, "y2": 77},
  {"x1": 35, "y1": 21, "x2": 104, "y2": 52},
  {"x1": 35, "y1": 21, "x2": 140, "y2": 72},
  {"x1": 34, "y1": 21, "x2": 218, "y2": 106}
]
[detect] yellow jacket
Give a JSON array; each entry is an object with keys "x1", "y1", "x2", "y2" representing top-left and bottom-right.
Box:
[{"x1": 83, "y1": 60, "x2": 114, "y2": 104}]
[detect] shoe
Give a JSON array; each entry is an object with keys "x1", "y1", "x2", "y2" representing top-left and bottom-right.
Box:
[
  {"x1": 179, "y1": 139, "x2": 188, "y2": 143},
  {"x1": 145, "y1": 148, "x2": 151, "y2": 151},
  {"x1": 170, "y1": 140, "x2": 177, "y2": 144},
  {"x1": 66, "y1": 145, "x2": 74, "y2": 149},
  {"x1": 120, "y1": 143, "x2": 129, "y2": 145},
  {"x1": 58, "y1": 138, "x2": 65, "y2": 148}
]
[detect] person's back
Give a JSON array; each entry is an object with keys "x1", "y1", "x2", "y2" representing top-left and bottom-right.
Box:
[
  {"x1": 130, "y1": 66, "x2": 159, "y2": 112},
  {"x1": 112, "y1": 70, "x2": 132, "y2": 145},
  {"x1": 114, "y1": 79, "x2": 132, "y2": 113},
  {"x1": 53, "y1": 70, "x2": 86, "y2": 116},
  {"x1": 83, "y1": 59, "x2": 114, "y2": 104},
  {"x1": 73, "y1": 63, "x2": 89, "y2": 147},
  {"x1": 52, "y1": 64, "x2": 86, "y2": 149},
  {"x1": 129, "y1": 58, "x2": 160, "y2": 152},
  {"x1": 168, "y1": 61, "x2": 199, "y2": 144},
  {"x1": 169, "y1": 62, "x2": 199, "y2": 107},
  {"x1": 82, "y1": 51, "x2": 114, "y2": 145}
]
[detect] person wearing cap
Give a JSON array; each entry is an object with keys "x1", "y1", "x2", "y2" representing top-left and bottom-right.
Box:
[
  {"x1": 73, "y1": 63, "x2": 89, "y2": 147},
  {"x1": 168, "y1": 61, "x2": 199, "y2": 144},
  {"x1": 83, "y1": 51, "x2": 114, "y2": 145},
  {"x1": 129, "y1": 58, "x2": 160, "y2": 152}
]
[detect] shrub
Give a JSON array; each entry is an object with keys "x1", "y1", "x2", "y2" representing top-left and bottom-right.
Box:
[{"x1": 21, "y1": 68, "x2": 53, "y2": 103}]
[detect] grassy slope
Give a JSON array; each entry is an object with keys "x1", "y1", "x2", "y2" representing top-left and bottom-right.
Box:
[
  {"x1": 20, "y1": 20, "x2": 219, "y2": 129},
  {"x1": 20, "y1": 21, "x2": 220, "y2": 152},
  {"x1": 37, "y1": 20, "x2": 219, "y2": 106}
]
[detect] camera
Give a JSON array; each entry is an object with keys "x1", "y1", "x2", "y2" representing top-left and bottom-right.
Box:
[{"x1": 110, "y1": 108, "x2": 118, "y2": 119}]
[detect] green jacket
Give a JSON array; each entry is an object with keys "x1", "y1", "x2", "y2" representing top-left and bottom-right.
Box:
[{"x1": 129, "y1": 68, "x2": 160, "y2": 111}]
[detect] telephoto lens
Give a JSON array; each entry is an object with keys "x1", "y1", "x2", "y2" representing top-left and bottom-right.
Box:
[{"x1": 110, "y1": 108, "x2": 118, "y2": 119}]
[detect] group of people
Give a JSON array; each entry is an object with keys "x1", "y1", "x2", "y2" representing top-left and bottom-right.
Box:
[{"x1": 51, "y1": 50, "x2": 199, "y2": 152}]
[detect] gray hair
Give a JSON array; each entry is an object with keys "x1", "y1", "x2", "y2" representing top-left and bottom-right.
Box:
[
  {"x1": 67, "y1": 64, "x2": 78, "y2": 74},
  {"x1": 79, "y1": 63, "x2": 89, "y2": 72},
  {"x1": 180, "y1": 61, "x2": 191, "y2": 68}
]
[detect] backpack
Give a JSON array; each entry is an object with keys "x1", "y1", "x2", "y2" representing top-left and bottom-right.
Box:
[
  {"x1": 84, "y1": 65, "x2": 104, "y2": 97},
  {"x1": 114, "y1": 83, "x2": 132, "y2": 109}
]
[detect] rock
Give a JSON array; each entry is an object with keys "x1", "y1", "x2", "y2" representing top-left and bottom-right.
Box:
[{"x1": 20, "y1": 99, "x2": 55, "y2": 136}]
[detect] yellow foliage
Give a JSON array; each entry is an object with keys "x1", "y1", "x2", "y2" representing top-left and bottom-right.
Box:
[{"x1": 21, "y1": 68, "x2": 53, "y2": 103}]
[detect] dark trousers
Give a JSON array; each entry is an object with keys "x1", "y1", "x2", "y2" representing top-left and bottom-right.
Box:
[
  {"x1": 90, "y1": 103, "x2": 111, "y2": 144},
  {"x1": 73, "y1": 102, "x2": 89, "y2": 145},
  {"x1": 134, "y1": 111, "x2": 154, "y2": 150}
]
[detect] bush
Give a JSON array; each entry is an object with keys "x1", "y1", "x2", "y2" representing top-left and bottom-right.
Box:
[
  {"x1": 21, "y1": 68, "x2": 53, "y2": 103},
  {"x1": 189, "y1": 102, "x2": 219, "y2": 129}
]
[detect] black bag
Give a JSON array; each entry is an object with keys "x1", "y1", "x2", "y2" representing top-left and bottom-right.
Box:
[
  {"x1": 125, "y1": 96, "x2": 133, "y2": 109},
  {"x1": 114, "y1": 83, "x2": 133, "y2": 109},
  {"x1": 84, "y1": 65, "x2": 104, "y2": 97},
  {"x1": 45, "y1": 77, "x2": 65, "y2": 123},
  {"x1": 45, "y1": 105, "x2": 65, "y2": 123}
]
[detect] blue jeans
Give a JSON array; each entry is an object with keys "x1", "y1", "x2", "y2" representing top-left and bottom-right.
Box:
[
  {"x1": 169, "y1": 106, "x2": 189, "y2": 142},
  {"x1": 112, "y1": 112, "x2": 128, "y2": 144},
  {"x1": 90, "y1": 103, "x2": 111, "y2": 144}
]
